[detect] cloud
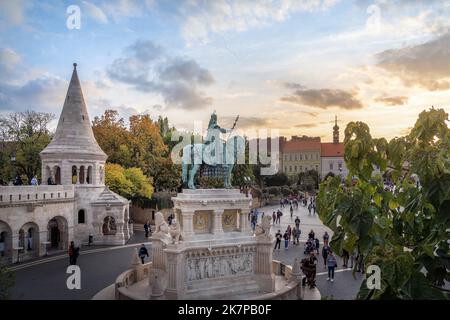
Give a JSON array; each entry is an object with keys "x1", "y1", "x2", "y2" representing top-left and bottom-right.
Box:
[
  {"x1": 0, "y1": 0, "x2": 28, "y2": 27},
  {"x1": 83, "y1": 1, "x2": 108, "y2": 24},
  {"x1": 375, "y1": 33, "x2": 450, "y2": 91},
  {"x1": 0, "y1": 48, "x2": 22, "y2": 81},
  {"x1": 221, "y1": 116, "x2": 271, "y2": 129},
  {"x1": 283, "y1": 82, "x2": 306, "y2": 90},
  {"x1": 0, "y1": 76, "x2": 67, "y2": 113},
  {"x1": 374, "y1": 95, "x2": 408, "y2": 106},
  {"x1": 281, "y1": 88, "x2": 364, "y2": 110},
  {"x1": 179, "y1": 0, "x2": 340, "y2": 44},
  {"x1": 107, "y1": 39, "x2": 215, "y2": 110},
  {"x1": 294, "y1": 123, "x2": 318, "y2": 128}
]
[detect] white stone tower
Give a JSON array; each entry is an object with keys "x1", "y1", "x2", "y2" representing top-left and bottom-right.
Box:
[
  {"x1": 40, "y1": 63, "x2": 130, "y2": 245},
  {"x1": 41, "y1": 63, "x2": 107, "y2": 187}
]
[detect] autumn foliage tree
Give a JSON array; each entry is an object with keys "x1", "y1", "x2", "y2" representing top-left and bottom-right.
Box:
[{"x1": 317, "y1": 108, "x2": 449, "y2": 300}]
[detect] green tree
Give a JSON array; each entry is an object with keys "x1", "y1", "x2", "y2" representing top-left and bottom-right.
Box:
[
  {"x1": 0, "y1": 265, "x2": 15, "y2": 300},
  {"x1": 0, "y1": 111, "x2": 54, "y2": 183},
  {"x1": 317, "y1": 107, "x2": 449, "y2": 300},
  {"x1": 105, "y1": 164, "x2": 154, "y2": 200}
]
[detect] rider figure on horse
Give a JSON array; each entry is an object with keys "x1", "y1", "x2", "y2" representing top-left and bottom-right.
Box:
[{"x1": 203, "y1": 111, "x2": 231, "y2": 165}]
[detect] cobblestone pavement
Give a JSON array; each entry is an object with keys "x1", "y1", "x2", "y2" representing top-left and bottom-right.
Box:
[{"x1": 258, "y1": 203, "x2": 364, "y2": 300}]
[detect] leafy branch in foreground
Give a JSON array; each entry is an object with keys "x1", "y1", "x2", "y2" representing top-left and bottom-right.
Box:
[{"x1": 317, "y1": 107, "x2": 449, "y2": 300}]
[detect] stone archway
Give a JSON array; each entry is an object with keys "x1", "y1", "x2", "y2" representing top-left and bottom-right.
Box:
[
  {"x1": 47, "y1": 216, "x2": 69, "y2": 250},
  {"x1": 0, "y1": 220, "x2": 12, "y2": 265},
  {"x1": 19, "y1": 222, "x2": 40, "y2": 258},
  {"x1": 102, "y1": 216, "x2": 117, "y2": 236}
]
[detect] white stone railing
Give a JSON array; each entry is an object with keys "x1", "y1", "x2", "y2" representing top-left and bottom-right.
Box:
[{"x1": 0, "y1": 185, "x2": 75, "y2": 204}]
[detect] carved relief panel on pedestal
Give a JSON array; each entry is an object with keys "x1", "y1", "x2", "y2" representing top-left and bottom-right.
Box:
[
  {"x1": 186, "y1": 252, "x2": 254, "y2": 282},
  {"x1": 222, "y1": 210, "x2": 237, "y2": 232},
  {"x1": 193, "y1": 211, "x2": 211, "y2": 234}
]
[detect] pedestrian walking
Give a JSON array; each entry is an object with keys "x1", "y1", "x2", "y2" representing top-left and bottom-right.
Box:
[
  {"x1": 295, "y1": 216, "x2": 300, "y2": 229},
  {"x1": 327, "y1": 250, "x2": 337, "y2": 282},
  {"x1": 314, "y1": 238, "x2": 320, "y2": 254},
  {"x1": 323, "y1": 232, "x2": 330, "y2": 246},
  {"x1": 274, "y1": 230, "x2": 282, "y2": 250},
  {"x1": 308, "y1": 229, "x2": 315, "y2": 240},
  {"x1": 322, "y1": 244, "x2": 330, "y2": 267},
  {"x1": 68, "y1": 241, "x2": 80, "y2": 265},
  {"x1": 139, "y1": 244, "x2": 149, "y2": 264},
  {"x1": 308, "y1": 203, "x2": 312, "y2": 215},
  {"x1": 144, "y1": 221, "x2": 150, "y2": 238},
  {"x1": 342, "y1": 249, "x2": 350, "y2": 267},
  {"x1": 283, "y1": 230, "x2": 289, "y2": 250},
  {"x1": 290, "y1": 205, "x2": 294, "y2": 219},
  {"x1": 272, "y1": 211, "x2": 276, "y2": 224},
  {"x1": 287, "y1": 225, "x2": 292, "y2": 241}
]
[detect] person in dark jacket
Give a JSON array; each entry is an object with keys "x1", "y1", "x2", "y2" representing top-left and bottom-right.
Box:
[
  {"x1": 139, "y1": 244, "x2": 149, "y2": 264},
  {"x1": 144, "y1": 222, "x2": 150, "y2": 238},
  {"x1": 274, "y1": 230, "x2": 282, "y2": 250}
]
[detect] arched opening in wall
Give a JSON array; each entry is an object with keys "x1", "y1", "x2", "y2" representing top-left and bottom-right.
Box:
[
  {"x1": 0, "y1": 220, "x2": 12, "y2": 264},
  {"x1": 79, "y1": 166, "x2": 85, "y2": 184},
  {"x1": 47, "y1": 216, "x2": 69, "y2": 250},
  {"x1": 19, "y1": 222, "x2": 39, "y2": 257},
  {"x1": 102, "y1": 216, "x2": 117, "y2": 235},
  {"x1": 87, "y1": 166, "x2": 93, "y2": 184},
  {"x1": 78, "y1": 210, "x2": 86, "y2": 224},
  {"x1": 45, "y1": 166, "x2": 51, "y2": 185},
  {"x1": 72, "y1": 166, "x2": 78, "y2": 184},
  {"x1": 54, "y1": 166, "x2": 61, "y2": 185},
  {"x1": 18, "y1": 229, "x2": 25, "y2": 253}
]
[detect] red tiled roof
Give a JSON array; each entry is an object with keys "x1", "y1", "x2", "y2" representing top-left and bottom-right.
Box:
[
  {"x1": 282, "y1": 140, "x2": 321, "y2": 152},
  {"x1": 321, "y1": 142, "x2": 344, "y2": 157}
]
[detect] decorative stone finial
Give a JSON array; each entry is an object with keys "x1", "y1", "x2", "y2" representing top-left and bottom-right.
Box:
[{"x1": 73, "y1": 62, "x2": 77, "y2": 70}]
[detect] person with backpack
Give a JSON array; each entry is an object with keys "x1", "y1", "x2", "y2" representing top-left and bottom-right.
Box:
[
  {"x1": 274, "y1": 230, "x2": 282, "y2": 250},
  {"x1": 327, "y1": 250, "x2": 338, "y2": 282},
  {"x1": 308, "y1": 229, "x2": 315, "y2": 240},
  {"x1": 139, "y1": 244, "x2": 149, "y2": 264}
]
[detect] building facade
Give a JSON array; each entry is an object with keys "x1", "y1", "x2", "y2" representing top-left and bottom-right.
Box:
[
  {"x1": 320, "y1": 117, "x2": 348, "y2": 180},
  {"x1": 0, "y1": 63, "x2": 131, "y2": 265},
  {"x1": 280, "y1": 136, "x2": 321, "y2": 177}
]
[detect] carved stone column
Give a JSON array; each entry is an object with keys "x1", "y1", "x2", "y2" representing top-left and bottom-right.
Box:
[
  {"x1": 239, "y1": 209, "x2": 252, "y2": 233},
  {"x1": 164, "y1": 250, "x2": 186, "y2": 299},
  {"x1": 181, "y1": 211, "x2": 195, "y2": 240},
  {"x1": 256, "y1": 237, "x2": 275, "y2": 293},
  {"x1": 212, "y1": 209, "x2": 224, "y2": 235}
]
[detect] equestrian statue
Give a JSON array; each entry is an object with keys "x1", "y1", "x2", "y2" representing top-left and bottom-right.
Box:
[{"x1": 181, "y1": 111, "x2": 244, "y2": 189}]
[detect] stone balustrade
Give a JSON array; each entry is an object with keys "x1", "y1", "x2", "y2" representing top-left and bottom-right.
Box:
[{"x1": 0, "y1": 185, "x2": 75, "y2": 204}]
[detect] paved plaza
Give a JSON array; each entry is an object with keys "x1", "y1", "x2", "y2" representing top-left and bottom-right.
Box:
[{"x1": 10, "y1": 202, "x2": 363, "y2": 300}]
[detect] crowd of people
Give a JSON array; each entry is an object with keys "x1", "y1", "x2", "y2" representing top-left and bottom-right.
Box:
[{"x1": 267, "y1": 194, "x2": 366, "y2": 289}]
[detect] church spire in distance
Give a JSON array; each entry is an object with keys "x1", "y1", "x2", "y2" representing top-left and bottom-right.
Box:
[{"x1": 333, "y1": 115, "x2": 339, "y2": 144}]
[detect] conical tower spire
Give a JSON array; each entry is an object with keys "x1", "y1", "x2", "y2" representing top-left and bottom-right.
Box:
[{"x1": 41, "y1": 63, "x2": 107, "y2": 158}]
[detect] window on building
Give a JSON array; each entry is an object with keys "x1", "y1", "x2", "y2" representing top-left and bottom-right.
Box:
[
  {"x1": 294, "y1": 165, "x2": 297, "y2": 172},
  {"x1": 305, "y1": 154, "x2": 308, "y2": 160},
  {"x1": 300, "y1": 166, "x2": 303, "y2": 172},
  {"x1": 330, "y1": 163, "x2": 334, "y2": 171},
  {"x1": 289, "y1": 166, "x2": 292, "y2": 172},
  {"x1": 300, "y1": 154, "x2": 302, "y2": 160},
  {"x1": 78, "y1": 210, "x2": 86, "y2": 224},
  {"x1": 338, "y1": 163, "x2": 342, "y2": 170}
]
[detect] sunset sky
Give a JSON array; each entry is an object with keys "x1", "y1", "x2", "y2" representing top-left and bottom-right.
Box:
[{"x1": 0, "y1": 0, "x2": 449, "y2": 141}]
